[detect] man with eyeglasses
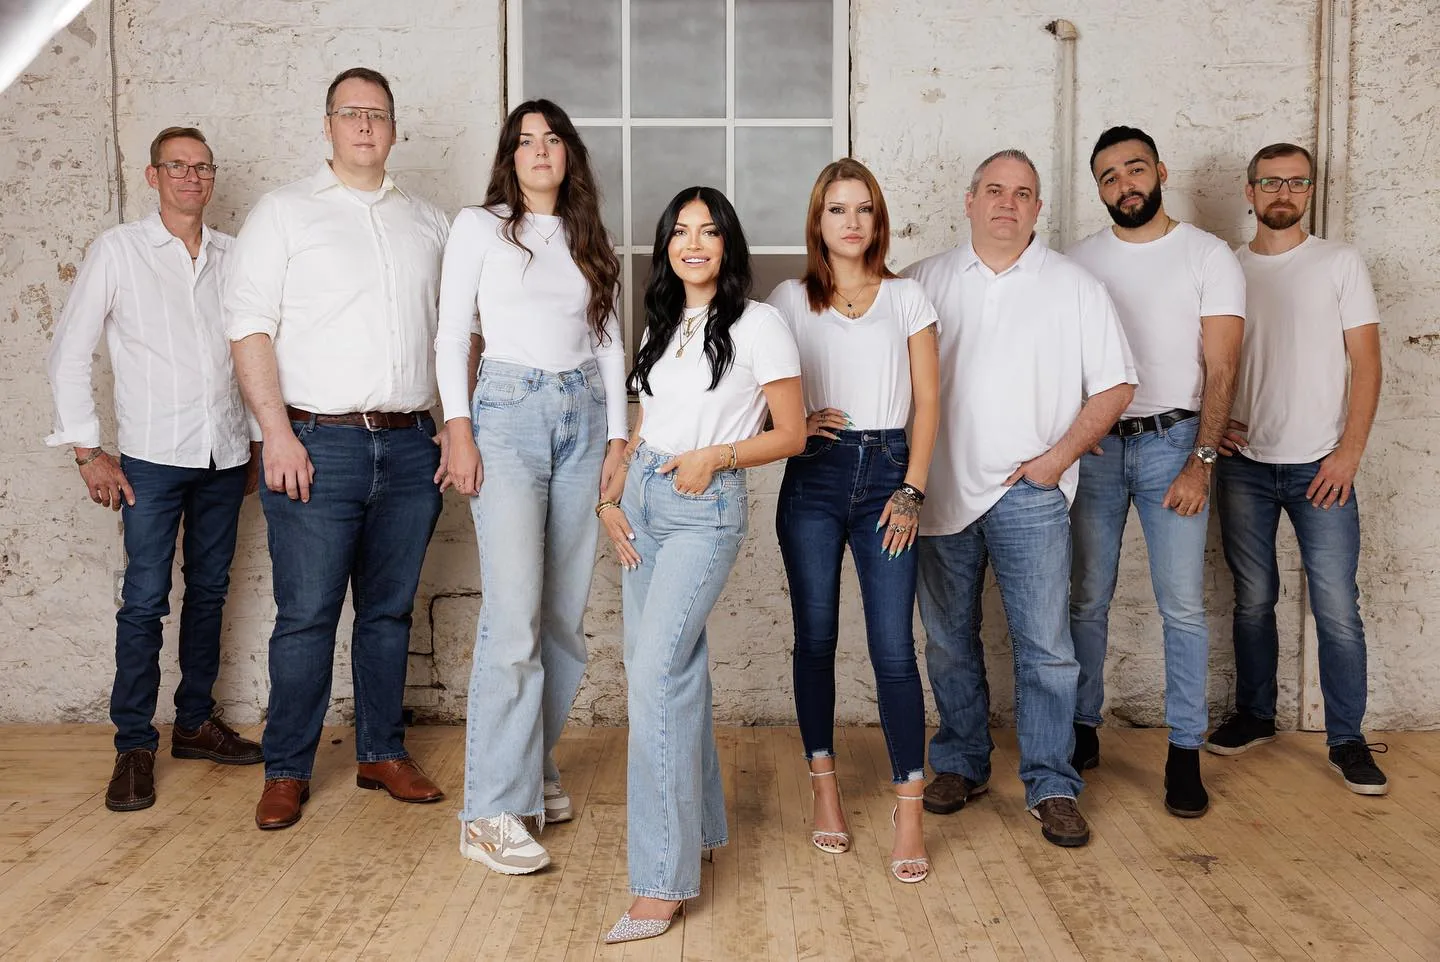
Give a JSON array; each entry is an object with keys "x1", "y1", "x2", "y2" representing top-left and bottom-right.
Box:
[
  {"x1": 226, "y1": 67, "x2": 452, "y2": 830},
  {"x1": 1064, "y1": 126, "x2": 1246, "y2": 819},
  {"x1": 1205, "y1": 143, "x2": 1388, "y2": 796},
  {"x1": 46, "y1": 125, "x2": 264, "y2": 814}
]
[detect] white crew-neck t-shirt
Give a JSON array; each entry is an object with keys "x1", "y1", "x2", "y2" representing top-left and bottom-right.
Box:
[
  {"x1": 637, "y1": 299, "x2": 800, "y2": 454},
  {"x1": 765, "y1": 277, "x2": 938, "y2": 430},
  {"x1": 1232, "y1": 235, "x2": 1380, "y2": 464},
  {"x1": 435, "y1": 205, "x2": 628, "y2": 439},
  {"x1": 1067, "y1": 222, "x2": 1246, "y2": 418}
]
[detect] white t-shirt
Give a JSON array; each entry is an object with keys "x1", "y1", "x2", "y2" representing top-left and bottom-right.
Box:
[
  {"x1": 638, "y1": 299, "x2": 801, "y2": 454},
  {"x1": 904, "y1": 239, "x2": 1135, "y2": 535},
  {"x1": 1067, "y1": 222, "x2": 1246, "y2": 418},
  {"x1": 765, "y1": 277, "x2": 938, "y2": 430},
  {"x1": 435, "y1": 205, "x2": 628, "y2": 438},
  {"x1": 1233, "y1": 235, "x2": 1380, "y2": 464}
]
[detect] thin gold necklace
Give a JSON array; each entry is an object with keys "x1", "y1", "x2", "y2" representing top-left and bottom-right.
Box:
[
  {"x1": 832, "y1": 279, "x2": 878, "y2": 318},
  {"x1": 675, "y1": 306, "x2": 707, "y2": 358}
]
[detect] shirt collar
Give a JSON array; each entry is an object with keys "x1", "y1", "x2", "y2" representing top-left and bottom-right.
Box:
[
  {"x1": 310, "y1": 161, "x2": 407, "y2": 199},
  {"x1": 140, "y1": 211, "x2": 224, "y2": 251},
  {"x1": 959, "y1": 233, "x2": 1050, "y2": 277}
]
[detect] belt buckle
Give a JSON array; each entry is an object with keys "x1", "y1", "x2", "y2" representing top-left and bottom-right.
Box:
[{"x1": 362, "y1": 412, "x2": 378, "y2": 432}]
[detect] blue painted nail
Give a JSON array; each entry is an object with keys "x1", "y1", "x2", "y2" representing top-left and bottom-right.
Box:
[{"x1": 875, "y1": 520, "x2": 883, "y2": 532}]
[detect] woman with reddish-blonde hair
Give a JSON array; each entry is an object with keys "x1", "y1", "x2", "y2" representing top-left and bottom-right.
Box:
[{"x1": 766, "y1": 158, "x2": 941, "y2": 883}]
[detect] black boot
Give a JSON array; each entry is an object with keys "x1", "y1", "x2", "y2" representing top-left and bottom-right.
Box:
[
  {"x1": 1164, "y1": 744, "x2": 1209, "y2": 817},
  {"x1": 1072, "y1": 722, "x2": 1099, "y2": 772}
]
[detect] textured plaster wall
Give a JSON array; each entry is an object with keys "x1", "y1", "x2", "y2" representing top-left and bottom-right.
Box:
[{"x1": 2, "y1": 1, "x2": 1436, "y2": 735}]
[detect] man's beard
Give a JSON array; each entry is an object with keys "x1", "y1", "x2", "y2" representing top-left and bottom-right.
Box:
[
  {"x1": 1104, "y1": 183, "x2": 1163, "y2": 229},
  {"x1": 1258, "y1": 203, "x2": 1305, "y2": 230}
]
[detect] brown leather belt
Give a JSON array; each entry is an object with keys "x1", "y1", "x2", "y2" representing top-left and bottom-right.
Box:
[{"x1": 285, "y1": 405, "x2": 429, "y2": 430}]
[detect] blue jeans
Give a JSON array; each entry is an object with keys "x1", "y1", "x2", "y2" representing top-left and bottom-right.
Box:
[
  {"x1": 776, "y1": 430, "x2": 925, "y2": 784},
  {"x1": 622, "y1": 443, "x2": 747, "y2": 900},
  {"x1": 259, "y1": 415, "x2": 441, "y2": 780},
  {"x1": 112, "y1": 456, "x2": 247, "y2": 752},
  {"x1": 1216, "y1": 454, "x2": 1368, "y2": 744},
  {"x1": 460, "y1": 359, "x2": 605, "y2": 822},
  {"x1": 917, "y1": 481, "x2": 1083, "y2": 807},
  {"x1": 1070, "y1": 416, "x2": 1210, "y2": 748}
]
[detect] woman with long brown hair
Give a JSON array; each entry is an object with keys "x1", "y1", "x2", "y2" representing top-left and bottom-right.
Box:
[
  {"x1": 767, "y1": 158, "x2": 941, "y2": 883},
  {"x1": 436, "y1": 99, "x2": 626, "y2": 874}
]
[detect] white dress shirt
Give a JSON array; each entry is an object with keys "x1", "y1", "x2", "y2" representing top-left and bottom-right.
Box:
[
  {"x1": 436, "y1": 206, "x2": 628, "y2": 438},
  {"x1": 46, "y1": 212, "x2": 251, "y2": 469},
  {"x1": 224, "y1": 163, "x2": 450, "y2": 416},
  {"x1": 905, "y1": 238, "x2": 1135, "y2": 535}
]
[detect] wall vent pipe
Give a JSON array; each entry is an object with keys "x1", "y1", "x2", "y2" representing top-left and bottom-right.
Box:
[{"x1": 1045, "y1": 19, "x2": 1079, "y2": 251}]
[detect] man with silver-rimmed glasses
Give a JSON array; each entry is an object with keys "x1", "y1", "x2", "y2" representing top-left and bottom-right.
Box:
[
  {"x1": 226, "y1": 67, "x2": 452, "y2": 830},
  {"x1": 47, "y1": 125, "x2": 264, "y2": 814}
]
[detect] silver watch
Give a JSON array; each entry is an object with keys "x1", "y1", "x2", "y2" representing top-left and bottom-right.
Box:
[{"x1": 1193, "y1": 445, "x2": 1218, "y2": 465}]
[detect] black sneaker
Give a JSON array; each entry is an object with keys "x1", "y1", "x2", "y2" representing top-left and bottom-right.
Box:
[
  {"x1": 1072, "y1": 723, "x2": 1099, "y2": 772},
  {"x1": 1328, "y1": 741, "x2": 1389, "y2": 796},
  {"x1": 1204, "y1": 711, "x2": 1276, "y2": 756}
]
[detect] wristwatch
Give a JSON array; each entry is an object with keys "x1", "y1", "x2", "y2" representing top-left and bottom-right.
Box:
[{"x1": 1193, "y1": 445, "x2": 1219, "y2": 465}]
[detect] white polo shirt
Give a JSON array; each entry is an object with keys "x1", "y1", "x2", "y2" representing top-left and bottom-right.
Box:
[
  {"x1": 905, "y1": 238, "x2": 1134, "y2": 535},
  {"x1": 224, "y1": 163, "x2": 450, "y2": 416},
  {"x1": 1067, "y1": 222, "x2": 1247, "y2": 418},
  {"x1": 1233, "y1": 235, "x2": 1380, "y2": 464}
]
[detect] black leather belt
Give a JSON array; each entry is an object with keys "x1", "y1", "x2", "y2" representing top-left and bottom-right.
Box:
[
  {"x1": 285, "y1": 405, "x2": 428, "y2": 430},
  {"x1": 1109, "y1": 408, "x2": 1197, "y2": 438}
]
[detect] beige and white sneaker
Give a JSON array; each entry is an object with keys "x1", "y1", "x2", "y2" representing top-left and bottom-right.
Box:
[
  {"x1": 544, "y1": 780, "x2": 574, "y2": 823},
  {"x1": 460, "y1": 812, "x2": 551, "y2": 875}
]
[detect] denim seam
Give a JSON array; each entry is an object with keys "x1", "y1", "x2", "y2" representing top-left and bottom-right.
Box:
[
  {"x1": 266, "y1": 769, "x2": 311, "y2": 781},
  {"x1": 357, "y1": 749, "x2": 409, "y2": 763},
  {"x1": 630, "y1": 885, "x2": 702, "y2": 901}
]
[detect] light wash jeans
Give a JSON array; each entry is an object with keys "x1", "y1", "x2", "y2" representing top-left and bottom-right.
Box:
[
  {"x1": 460, "y1": 358, "x2": 606, "y2": 822},
  {"x1": 1216, "y1": 454, "x2": 1368, "y2": 744},
  {"x1": 917, "y1": 480, "x2": 1084, "y2": 808},
  {"x1": 1069, "y1": 415, "x2": 1210, "y2": 749},
  {"x1": 622, "y1": 443, "x2": 747, "y2": 900}
]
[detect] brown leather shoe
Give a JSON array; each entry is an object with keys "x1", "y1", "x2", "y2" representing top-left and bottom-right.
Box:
[
  {"x1": 255, "y1": 778, "x2": 309, "y2": 830},
  {"x1": 1030, "y1": 796, "x2": 1091, "y2": 847},
  {"x1": 172, "y1": 715, "x2": 263, "y2": 765},
  {"x1": 356, "y1": 757, "x2": 445, "y2": 803},
  {"x1": 922, "y1": 771, "x2": 989, "y2": 815},
  {"x1": 106, "y1": 748, "x2": 157, "y2": 812}
]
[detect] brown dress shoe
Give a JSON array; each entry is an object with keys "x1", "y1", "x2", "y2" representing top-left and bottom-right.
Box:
[
  {"x1": 256, "y1": 778, "x2": 310, "y2": 830},
  {"x1": 1030, "y1": 796, "x2": 1091, "y2": 847},
  {"x1": 106, "y1": 748, "x2": 157, "y2": 812},
  {"x1": 356, "y1": 757, "x2": 445, "y2": 803},
  {"x1": 172, "y1": 716, "x2": 263, "y2": 765},
  {"x1": 922, "y1": 771, "x2": 989, "y2": 815}
]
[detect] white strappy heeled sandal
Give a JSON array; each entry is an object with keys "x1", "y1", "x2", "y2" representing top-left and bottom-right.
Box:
[
  {"x1": 890, "y1": 793, "x2": 930, "y2": 883},
  {"x1": 808, "y1": 769, "x2": 851, "y2": 855}
]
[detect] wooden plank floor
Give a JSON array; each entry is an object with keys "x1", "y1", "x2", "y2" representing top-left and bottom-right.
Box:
[{"x1": 1, "y1": 725, "x2": 1437, "y2": 961}]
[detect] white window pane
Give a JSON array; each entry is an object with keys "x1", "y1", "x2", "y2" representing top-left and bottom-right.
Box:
[
  {"x1": 630, "y1": 128, "x2": 726, "y2": 248},
  {"x1": 735, "y1": 0, "x2": 833, "y2": 119},
  {"x1": 522, "y1": 0, "x2": 621, "y2": 116},
  {"x1": 578, "y1": 126, "x2": 623, "y2": 242},
  {"x1": 734, "y1": 127, "x2": 834, "y2": 247},
  {"x1": 631, "y1": 0, "x2": 726, "y2": 118}
]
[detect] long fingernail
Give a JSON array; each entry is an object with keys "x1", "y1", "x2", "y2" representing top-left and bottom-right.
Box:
[{"x1": 875, "y1": 520, "x2": 882, "y2": 532}]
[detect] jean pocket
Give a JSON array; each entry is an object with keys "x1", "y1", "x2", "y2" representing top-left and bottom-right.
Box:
[
  {"x1": 1019, "y1": 476, "x2": 1060, "y2": 491},
  {"x1": 671, "y1": 476, "x2": 722, "y2": 501},
  {"x1": 1161, "y1": 416, "x2": 1200, "y2": 450},
  {"x1": 882, "y1": 437, "x2": 911, "y2": 469},
  {"x1": 794, "y1": 436, "x2": 834, "y2": 460},
  {"x1": 474, "y1": 375, "x2": 531, "y2": 410},
  {"x1": 587, "y1": 375, "x2": 606, "y2": 406}
]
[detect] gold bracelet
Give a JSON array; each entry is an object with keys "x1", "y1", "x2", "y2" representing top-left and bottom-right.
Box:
[
  {"x1": 727, "y1": 442, "x2": 738, "y2": 470},
  {"x1": 595, "y1": 499, "x2": 620, "y2": 518}
]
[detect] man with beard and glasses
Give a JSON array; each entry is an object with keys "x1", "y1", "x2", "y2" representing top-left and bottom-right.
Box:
[
  {"x1": 1204, "y1": 143, "x2": 1387, "y2": 796},
  {"x1": 1064, "y1": 126, "x2": 1245, "y2": 818}
]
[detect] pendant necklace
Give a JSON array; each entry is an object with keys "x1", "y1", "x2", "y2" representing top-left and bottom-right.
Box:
[
  {"x1": 675, "y1": 305, "x2": 708, "y2": 358},
  {"x1": 532, "y1": 216, "x2": 562, "y2": 245},
  {"x1": 832, "y1": 279, "x2": 877, "y2": 318}
]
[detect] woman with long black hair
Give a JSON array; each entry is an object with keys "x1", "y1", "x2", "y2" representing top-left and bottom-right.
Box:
[
  {"x1": 767, "y1": 158, "x2": 940, "y2": 883},
  {"x1": 596, "y1": 187, "x2": 806, "y2": 943},
  {"x1": 436, "y1": 99, "x2": 626, "y2": 874}
]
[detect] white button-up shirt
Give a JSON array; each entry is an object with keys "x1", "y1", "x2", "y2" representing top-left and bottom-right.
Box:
[
  {"x1": 224, "y1": 163, "x2": 450, "y2": 415},
  {"x1": 905, "y1": 238, "x2": 1135, "y2": 535},
  {"x1": 46, "y1": 212, "x2": 251, "y2": 469}
]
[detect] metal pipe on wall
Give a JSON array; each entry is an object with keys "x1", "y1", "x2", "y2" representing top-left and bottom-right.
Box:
[{"x1": 1045, "y1": 19, "x2": 1079, "y2": 251}]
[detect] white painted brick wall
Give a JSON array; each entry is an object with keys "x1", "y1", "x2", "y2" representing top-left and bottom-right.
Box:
[{"x1": 2, "y1": 0, "x2": 1435, "y2": 736}]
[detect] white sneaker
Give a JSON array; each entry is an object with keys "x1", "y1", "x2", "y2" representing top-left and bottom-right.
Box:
[
  {"x1": 460, "y1": 813, "x2": 551, "y2": 875},
  {"x1": 544, "y1": 780, "x2": 574, "y2": 823}
]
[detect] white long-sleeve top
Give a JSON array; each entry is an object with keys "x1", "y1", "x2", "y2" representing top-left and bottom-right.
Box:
[
  {"x1": 224, "y1": 164, "x2": 450, "y2": 416},
  {"x1": 45, "y1": 212, "x2": 252, "y2": 469},
  {"x1": 435, "y1": 206, "x2": 627, "y2": 439}
]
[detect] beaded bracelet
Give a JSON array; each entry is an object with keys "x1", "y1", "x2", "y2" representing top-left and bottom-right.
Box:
[{"x1": 75, "y1": 448, "x2": 106, "y2": 467}]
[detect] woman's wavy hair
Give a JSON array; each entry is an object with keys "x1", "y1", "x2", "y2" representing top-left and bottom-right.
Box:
[
  {"x1": 628, "y1": 186, "x2": 752, "y2": 395},
  {"x1": 802, "y1": 158, "x2": 898, "y2": 314},
  {"x1": 481, "y1": 99, "x2": 620, "y2": 342}
]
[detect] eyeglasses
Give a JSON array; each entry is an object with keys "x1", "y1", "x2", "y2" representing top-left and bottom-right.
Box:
[
  {"x1": 155, "y1": 161, "x2": 218, "y2": 180},
  {"x1": 1251, "y1": 177, "x2": 1314, "y2": 194},
  {"x1": 328, "y1": 106, "x2": 393, "y2": 126}
]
